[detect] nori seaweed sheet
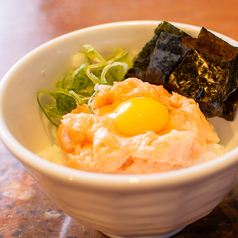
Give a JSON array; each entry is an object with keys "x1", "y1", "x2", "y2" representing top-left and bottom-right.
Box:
[
  {"x1": 144, "y1": 32, "x2": 183, "y2": 85},
  {"x1": 126, "y1": 21, "x2": 192, "y2": 80},
  {"x1": 126, "y1": 22, "x2": 238, "y2": 121},
  {"x1": 168, "y1": 27, "x2": 238, "y2": 120},
  {"x1": 144, "y1": 32, "x2": 197, "y2": 86}
]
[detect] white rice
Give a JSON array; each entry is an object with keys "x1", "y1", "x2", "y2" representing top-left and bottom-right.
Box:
[{"x1": 38, "y1": 145, "x2": 66, "y2": 166}]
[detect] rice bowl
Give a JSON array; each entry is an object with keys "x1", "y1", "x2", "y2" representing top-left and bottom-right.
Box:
[{"x1": 1, "y1": 21, "x2": 238, "y2": 238}]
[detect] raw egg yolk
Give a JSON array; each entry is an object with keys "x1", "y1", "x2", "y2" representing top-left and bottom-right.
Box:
[{"x1": 114, "y1": 97, "x2": 169, "y2": 136}]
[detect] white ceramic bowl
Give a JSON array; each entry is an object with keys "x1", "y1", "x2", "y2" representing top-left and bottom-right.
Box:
[{"x1": 1, "y1": 21, "x2": 238, "y2": 238}]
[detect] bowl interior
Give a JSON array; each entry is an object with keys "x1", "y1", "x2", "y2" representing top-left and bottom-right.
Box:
[{"x1": 1, "y1": 21, "x2": 238, "y2": 182}]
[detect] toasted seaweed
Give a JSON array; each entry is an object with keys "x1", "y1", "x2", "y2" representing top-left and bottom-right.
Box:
[
  {"x1": 182, "y1": 37, "x2": 196, "y2": 56},
  {"x1": 126, "y1": 21, "x2": 192, "y2": 80},
  {"x1": 168, "y1": 49, "x2": 225, "y2": 117},
  {"x1": 126, "y1": 22, "x2": 238, "y2": 121},
  {"x1": 222, "y1": 88, "x2": 238, "y2": 121},
  {"x1": 168, "y1": 28, "x2": 238, "y2": 120},
  {"x1": 144, "y1": 32, "x2": 183, "y2": 85}
]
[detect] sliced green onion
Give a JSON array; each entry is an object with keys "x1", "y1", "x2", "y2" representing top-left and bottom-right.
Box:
[
  {"x1": 69, "y1": 90, "x2": 84, "y2": 105},
  {"x1": 101, "y1": 62, "x2": 128, "y2": 84},
  {"x1": 87, "y1": 90, "x2": 98, "y2": 114},
  {"x1": 37, "y1": 44, "x2": 132, "y2": 127}
]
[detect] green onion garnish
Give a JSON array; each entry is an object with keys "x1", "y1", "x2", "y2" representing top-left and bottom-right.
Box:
[{"x1": 37, "y1": 45, "x2": 132, "y2": 127}]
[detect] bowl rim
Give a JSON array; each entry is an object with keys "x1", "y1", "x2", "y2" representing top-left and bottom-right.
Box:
[{"x1": 1, "y1": 20, "x2": 238, "y2": 189}]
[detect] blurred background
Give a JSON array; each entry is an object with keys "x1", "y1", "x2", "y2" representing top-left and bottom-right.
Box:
[
  {"x1": 1, "y1": 0, "x2": 238, "y2": 237},
  {"x1": 1, "y1": 0, "x2": 238, "y2": 80}
]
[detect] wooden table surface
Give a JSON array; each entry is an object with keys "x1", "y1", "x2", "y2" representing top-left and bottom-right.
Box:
[{"x1": 1, "y1": 0, "x2": 238, "y2": 237}]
